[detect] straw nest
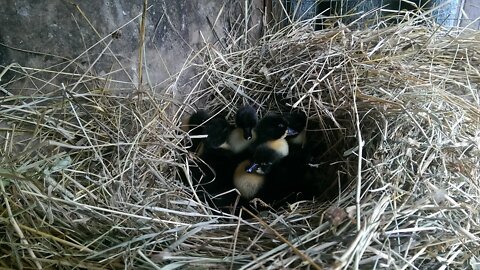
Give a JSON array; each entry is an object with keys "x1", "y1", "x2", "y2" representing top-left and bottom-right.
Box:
[{"x1": 1, "y1": 12, "x2": 480, "y2": 270}]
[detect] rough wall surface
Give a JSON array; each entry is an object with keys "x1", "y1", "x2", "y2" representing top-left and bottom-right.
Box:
[
  {"x1": 2, "y1": 0, "x2": 476, "y2": 94},
  {"x1": 0, "y1": 0, "x2": 263, "y2": 95}
]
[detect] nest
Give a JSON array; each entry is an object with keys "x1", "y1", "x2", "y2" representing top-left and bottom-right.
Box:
[{"x1": 1, "y1": 11, "x2": 480, "y2": 269}]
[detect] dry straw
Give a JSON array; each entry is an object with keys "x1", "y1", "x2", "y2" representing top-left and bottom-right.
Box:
[{"x1": 1, "y1": 7, "x2": 479, "y2": 270}]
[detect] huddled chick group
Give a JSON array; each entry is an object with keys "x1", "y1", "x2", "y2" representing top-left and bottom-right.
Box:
[{"x1": 184, "y1": 105, "x2": 324, "y2": 210}]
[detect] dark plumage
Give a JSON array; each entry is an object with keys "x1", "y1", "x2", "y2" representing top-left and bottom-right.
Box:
[
  {"x1": 285, "y1": 110, "x2": 307, "y2": 145},
  {"x1": 256, "y1": 145, "x2": 325, "y2": 206},
  {"x1": 233, "y1": 114, "x2": 296, "y2": 200},
  {"x1": 253, "y1": 114, "x2": 297, "y2": 157},
  {"x1": 246, "y1": 144, "x2": 284, "y2": 174},
  {"x1": 182, "y1": 109, "x2": 325, "y2": 212},
  {"x1": 203, "y1": 116, "x2": 232, "y2": 151},
  {"x1": 183, "y1": 112, "x2": 237, "y2": 209},
  {"x1": 198, "y1": 115, "x2": 237, "y2": 207},
  {"x1": 233, "y1": 144, "x2": 284, "y2": 200},
  {"x1": 185, "y1": 110, "x2": 210, "y2": 153},
  {"x1": 235, "y1": 134, "x2": 325, "y2": 207},
  {"x1": 255, "y1": 114, "x2": 289, "y2": 143},
  {"x1": 235, "y1": 105, "x2": 258, "y2": 140},
  {"x1": 233, "y1": 160, "x2": 265, "y2": 200},
  {"x1": 228, "y1": 105, "x2": 258, "y2": 153}
]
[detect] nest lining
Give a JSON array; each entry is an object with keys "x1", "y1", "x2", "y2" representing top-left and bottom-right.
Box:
[{"x1": 0, "y1": 11, "x2": 479, "y2": 270}]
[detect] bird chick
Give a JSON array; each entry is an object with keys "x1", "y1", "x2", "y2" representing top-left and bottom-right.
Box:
[
  {"x1": 255, "y1": 114, "x2": 297, "y2": 157},
  {"x1": 228, "y1": 105, "x2": 258, "y2": 153},
  {"x1": 194, "y1": 115, "x2": 237, "y2": 208},
  {"x1": 185, "y1": 110, "x2": 210, "y2": 153},
  {"x1": 233, "y1": 160, "x2": 265, "y2": 200},
  {"x1": 285, "y1": 110, "x2": 308, "y2": 147},
  {"x1": 233, "y1": 144, "x2": 284, "y2": 200},
  {"x1": 201, "y1": 116, "x2": 232, "y2": 154}
]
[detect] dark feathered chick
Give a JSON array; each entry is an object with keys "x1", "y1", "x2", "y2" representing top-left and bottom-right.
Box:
[
  {"x1": 254, "y1": 114, "x2": 297, "y2": 157},
  {"x1": 285, "y1": 110, "x2": 307, "y2": 146},
  {"x1": 237, "y1": 143, "x2": 327, "y2": 207},
  {"x1": 202, "y1": 116, "x2": 232, "y2": 153},
  {"x1": 228, "y1": 105, "x2": 258, "y2": 153},
  {"x1": 268, "y1": 157, "x2": 326, "y2": 205},
  {"x1": 236, "y1": 105, "x2": 258, "y2": 140},
  {"x1": 233, "y1": 114, "x2": 296, "y2": 200},
  {"x1": 233, "y1": 144, "x2": 284, "y2": 200},
  {"x1": 184, "y1": 113, "x2": 237, "y2": 209},
  {"x1": 185, "y1": 110, "x2": 210, "y2": 153}
]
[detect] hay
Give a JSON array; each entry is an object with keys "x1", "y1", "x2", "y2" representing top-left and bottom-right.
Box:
[{"x1": 1, "y1": 9, "x2": 480, "y2": 270}]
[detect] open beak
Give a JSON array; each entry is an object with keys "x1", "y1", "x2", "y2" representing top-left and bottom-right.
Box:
[
  {"x1": 246, "y1": 163, "x2": 259, "y2": 173},
  {"x1": 243, "y1": 128, "x2": 253, "y2": 140},
  {"x1": 286, "y1": 127, "x2": 298, "y2": 136}
]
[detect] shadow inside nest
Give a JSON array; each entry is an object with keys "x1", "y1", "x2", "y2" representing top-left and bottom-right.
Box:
[{"x1": 176, "y1": 109, "x2": 357, "y2": 217}]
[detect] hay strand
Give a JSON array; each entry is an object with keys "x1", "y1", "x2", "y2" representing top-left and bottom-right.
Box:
[{"x1": 1, "y1": 8, "x2": 479, "y2": 269}]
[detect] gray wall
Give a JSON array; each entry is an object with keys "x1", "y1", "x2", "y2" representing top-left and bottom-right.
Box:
[
  {"x1": 0, "y1": 0, "x2": 264, "y2": 95},
  {"x1": 1, "y1": 0, "x2": 476, "y2": 94}
]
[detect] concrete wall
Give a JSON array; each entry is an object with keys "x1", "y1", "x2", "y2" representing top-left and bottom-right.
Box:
[
  {"x1": 459, "y1": 0, "x2": 480, "y2": 29},
  {"x1": 0, "y1": 0, "x2": 264, "y2": 95},
  {"x1": 1, "y1": 0, "x2": 477, "y2": 95}
]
